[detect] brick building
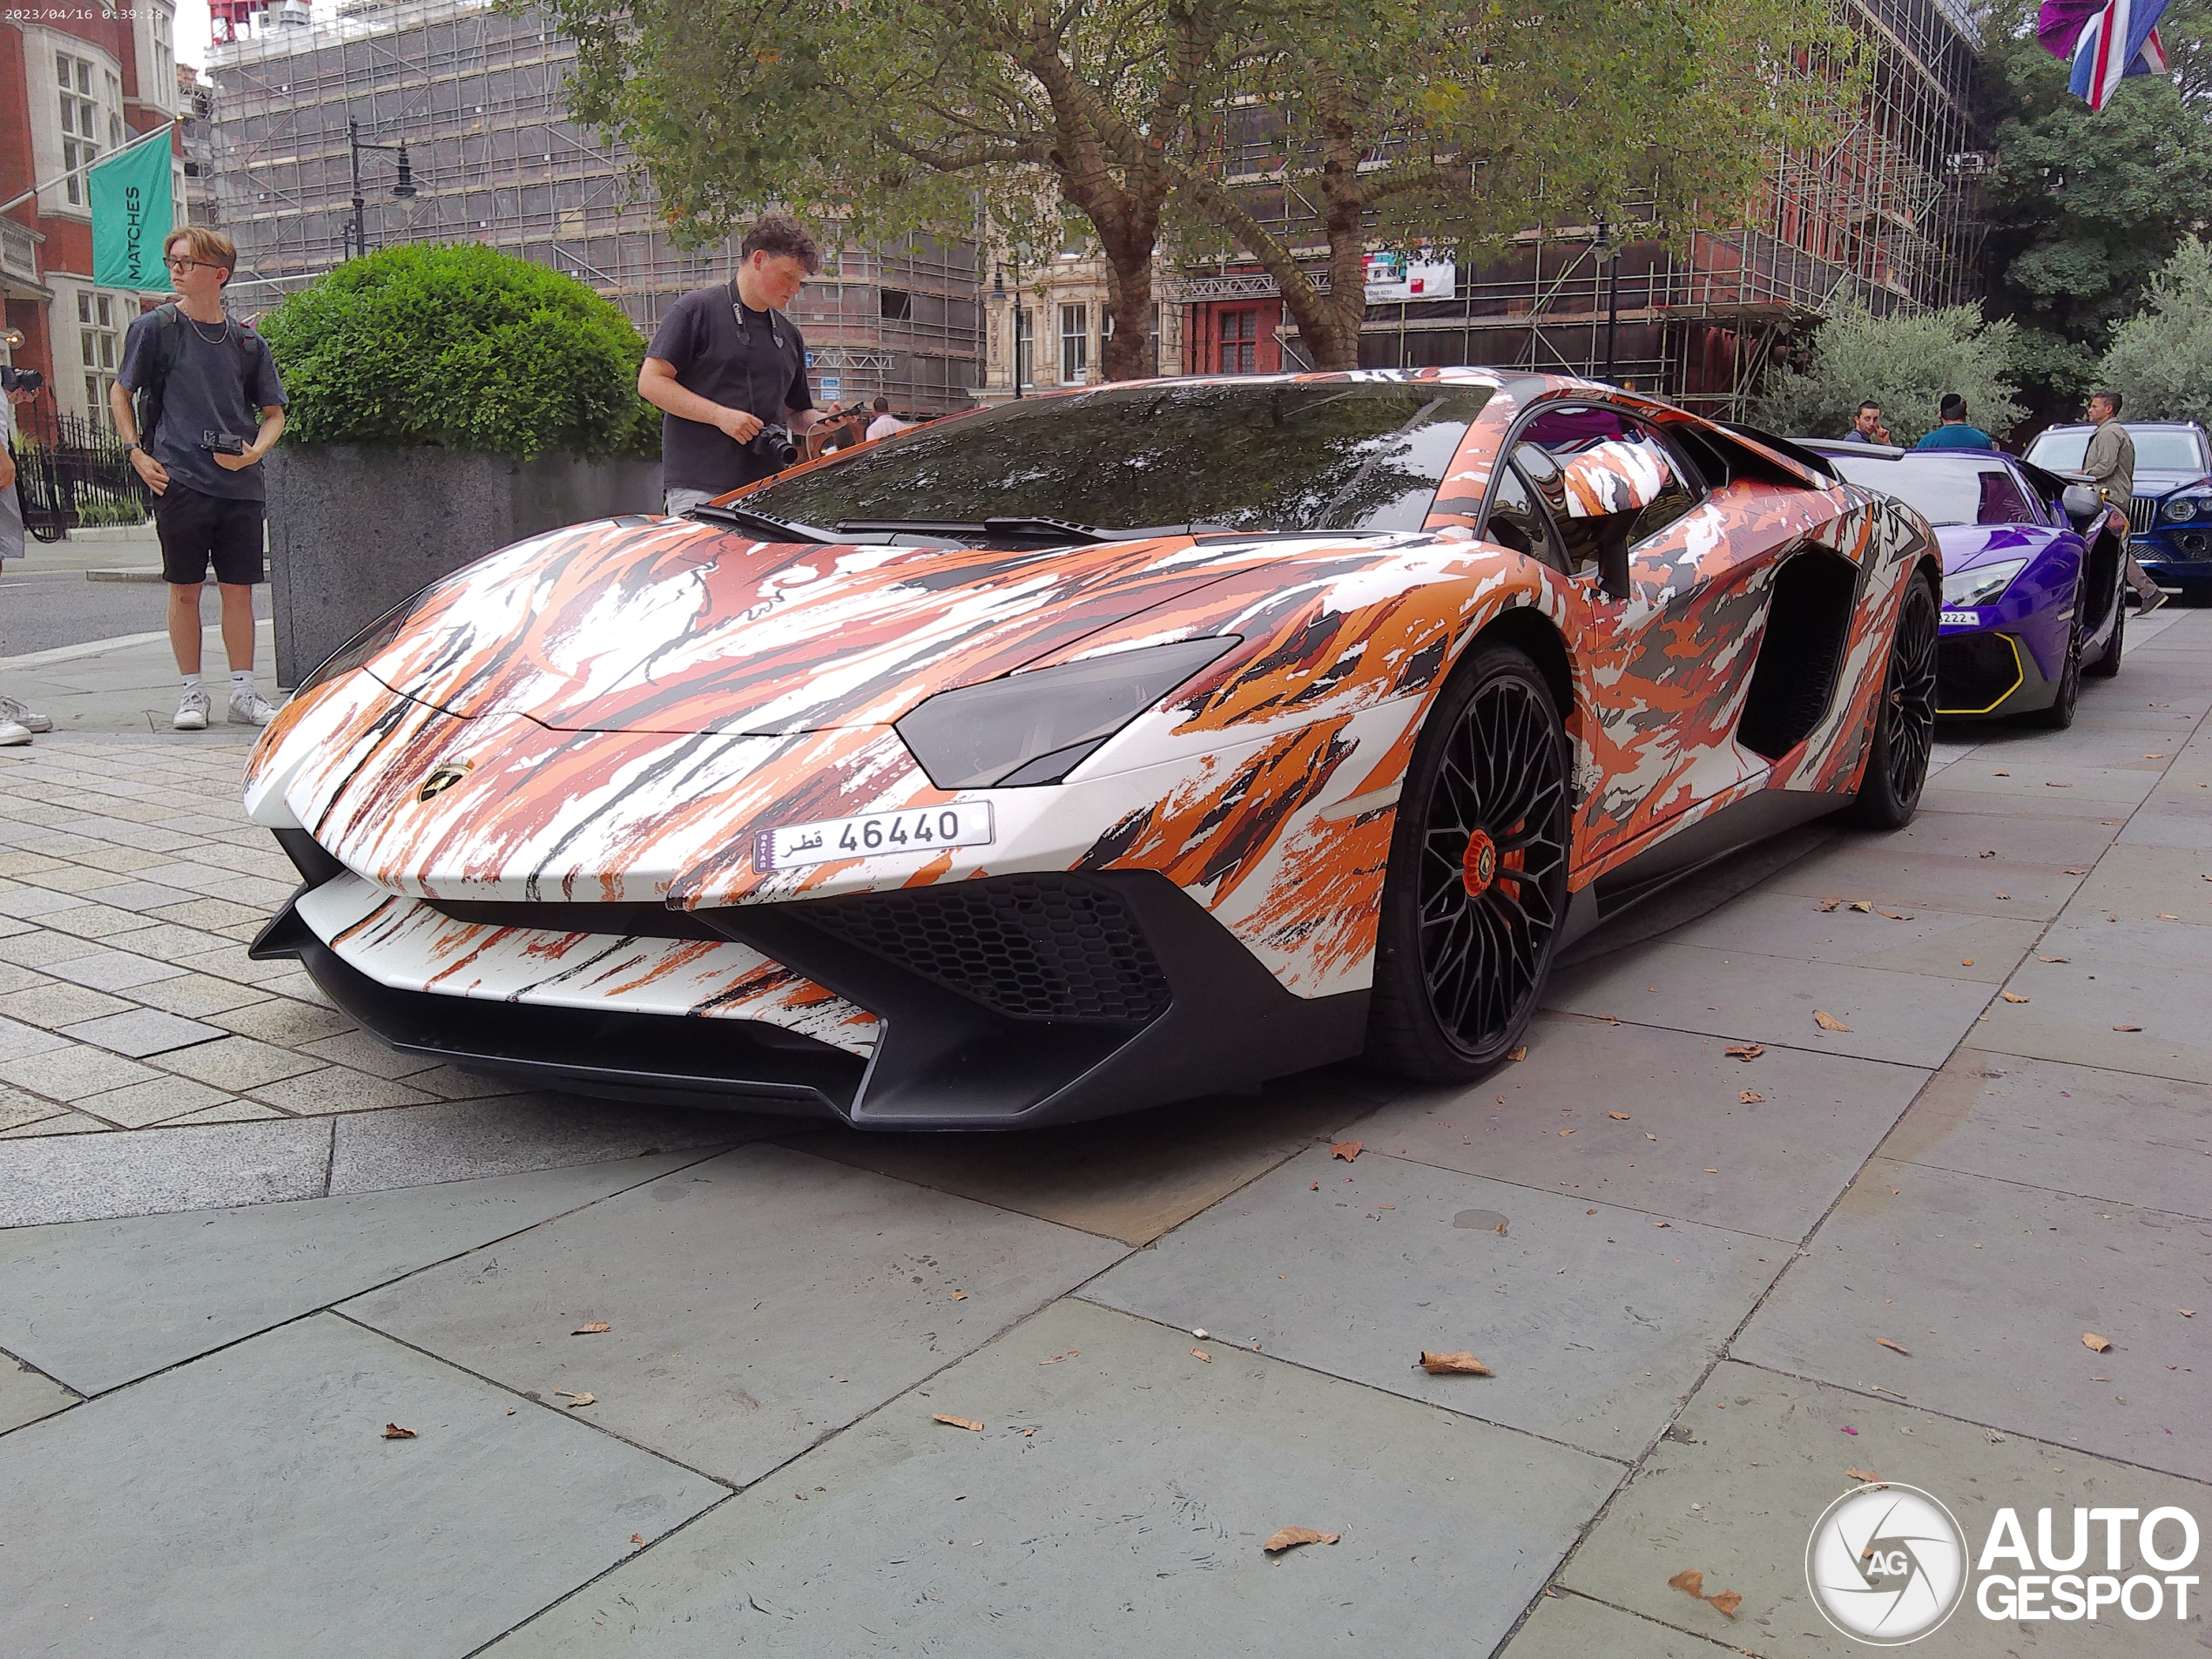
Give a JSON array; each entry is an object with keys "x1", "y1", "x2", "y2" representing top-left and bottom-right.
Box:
[{"x1": 2, "y1": 2, "x2": 187, "y2": 428}]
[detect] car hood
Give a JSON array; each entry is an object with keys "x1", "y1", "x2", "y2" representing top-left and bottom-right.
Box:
[
  {"x1": 349, "y1": 516, "x2": 1350, "y2": 737},
  {"x1": 1932, "y1": 523, "x2": 2064, "y2": 573},
  {"x1": 2136, "y1": 469, "x2": 2212, "y2": 498}
]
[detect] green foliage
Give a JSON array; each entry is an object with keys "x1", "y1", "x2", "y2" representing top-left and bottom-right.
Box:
[
  {"x1": 259, "y1": 243, "x2": 656, "y2": 461},
  {"x1": 1754, "y1": 304, "x2": 2026, "y2": 445},
  {"x1": 1973, "y1": 1, "x2": 2212, "y2": 413},
  {"x1": 2102, "y1": 237, "x2": 2212, "y2": 425}
]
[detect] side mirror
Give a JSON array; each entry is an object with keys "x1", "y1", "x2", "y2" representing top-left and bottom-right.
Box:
[
  {"x1": 2060, "y1": 483, "x2": 2103, "y2": 526},
  {"x1": 1560, "y1": 440, "x2": 1668, "y2": 517}
]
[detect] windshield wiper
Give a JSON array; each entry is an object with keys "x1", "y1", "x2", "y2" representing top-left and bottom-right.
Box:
[
  {"x1": 685, "y1": 503, "x2": 840, "y2": 544},
  {"x1": 834, "y1": 516, "x2": 1116, "y2": 545}
]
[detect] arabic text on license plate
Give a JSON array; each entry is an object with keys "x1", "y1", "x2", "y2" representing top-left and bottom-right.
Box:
[
  {"x1": 754, "y1": 803, "x2": 994, "y2": 873},
  {"x1": 1940, "y1": 609, "x2": 1979, "y2": 627}
]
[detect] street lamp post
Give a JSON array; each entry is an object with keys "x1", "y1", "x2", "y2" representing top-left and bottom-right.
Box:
[
  {"x1": 347, "y1": 118, "x2": 417, "y2": 261},
  {"x1": 990, "y1": 258, "x2": 1026, "y2": 398},
  {"x1": 1596, "y1": 216, "x2": 1622, "y2": 386}
]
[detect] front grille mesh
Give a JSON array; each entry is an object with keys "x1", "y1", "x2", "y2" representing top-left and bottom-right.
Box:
[
  {"x1": 1937, "y1": 632, "x2": 2022, "y2": 713},
  {"x1": 2128, "y1": 497, "x2": 2156, "y2": 536},
  {"x1": 800, "y1": 875, "x2": 1170, "y2": 1022}
]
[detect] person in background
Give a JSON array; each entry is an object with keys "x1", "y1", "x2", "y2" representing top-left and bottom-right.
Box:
[
  {"x1": 0, "y1": 370, "x2": 53, "y2": 745},
  {"x1": 1841, "y1": 401, "x2": 1890, "y2": 444},
  {"x1": 111, "y1": 226, "x2": 289, "y2": 731},
  {"x1": 1914, "y1": 394, "x2": 1996, "y2": 452},
  {"x1": 866, "y1": 395, "x2": 914, "y2": 442},
  {"x1": 2083, "y1": 389, "x2": 2165, "y2": 613}
]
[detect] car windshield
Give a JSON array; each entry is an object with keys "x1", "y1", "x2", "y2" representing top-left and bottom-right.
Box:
[
  {"x1": 1824, "y1": 451, "x2": 2044, "y2": 527},
  {"x1": 2025, "y1": 428, "x2": 2206, "y2": 471},
  {"x1": 742, "y1": 380, "x2": 1496, "y2": 535}
]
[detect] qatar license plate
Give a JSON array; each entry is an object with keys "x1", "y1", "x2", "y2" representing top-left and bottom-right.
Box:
[
  {"x1": 754, "y1": 802, "x2": 994, "y2": 873},
  {"x1": 1940, "y1": 609, "x2": 1979, "y2": 627}
]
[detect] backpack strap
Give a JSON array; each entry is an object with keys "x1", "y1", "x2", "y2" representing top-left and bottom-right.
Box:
[{"x1": 134, "y1": 303, "x2": 185, "y2": 448}]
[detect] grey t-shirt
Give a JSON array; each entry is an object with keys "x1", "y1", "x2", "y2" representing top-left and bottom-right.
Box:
[
  {"x1": 645, "y1": 284, "x2": 813, "y2": 494},
  {"x1": 116, "y1": 308, "x2": 288, "y2": 502}
]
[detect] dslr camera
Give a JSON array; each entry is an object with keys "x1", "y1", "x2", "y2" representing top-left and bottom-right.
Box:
[
  {"x1": 0, "y1": 365, "x2": 43, "y2": 395},
  {"x1": 749, "y1": 423, "x2": 799, "y2": 470},
  {"x1": 200, "y1": 429, "x2": 249, "y2": 456}
]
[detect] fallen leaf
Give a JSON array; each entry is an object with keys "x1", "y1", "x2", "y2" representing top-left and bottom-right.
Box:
[
  {"x1": 2046, "y1": 781, "x2": 2071, "y2": 787},
  {"x1": 2182, "y1": 1310, "x2": 2196, "y2": 1317},
  {"x1": 1991, "y1": 772, "x2": 2008, "y2": 779},
  {"x1": 1310, "y1": 1181, "x2": 1320, "y2": 1190},
  {"x1": 1263, "y1": 1527, "x2": 1339, "y2": 1554},
  {"x1": 2159, "y1": 914, "x2": 2180, "y2": 921},
  {"x1": 571, "y1": 1322, "x2": 610, "y2": 1335},
  {"x1": 1420, "y1": 1351, "x2": 1494, "y2": 1375},
  {"x1": 949, "y1": 1291, "x2": 967, "y2": 1299},
  {"x1": 1652, "y1": 1218, "x2": 1671, "y2": 1228},
  {"x1": 1646, "y1": 1131, "x2": 1657, "y2": 1140},
  {"x1": 381, "y1": 1423, "x2": 416, "y2": 1440},
  {"x1": 1608, "y1": 1110, "x2": 1631, "y2": 1120},
  {"x1": 1724, "y1": 1042, "x2": 1764, "y2": 1061},
  {"x1": 2037, "y1": 955, "x2": 2068, "y2": 963},
  {"x1": 1331, "y1": 1141, "x2": 1363, "y2": 1162},
  {"x1": 1191, "y1": 1348, "x2": 1211, "y2": 1363},
  {"x1": 2002, "y1": 993, "x2": 2029, "y2": 1003},
  {"x1": 1850, "y1": 900, "x2": 1872, "y2": 913},
  {"x1": 1845, "y1": 1468, "x2": 1885, "y2": 1485},
  {"x1": 1704, "y1": 1167, "x2": 1719, "y2": 1174},
  {"x1": 631, "y1": 1534, "x2": 645, "y2": 1546},
  {"x1": 932, "y1": 1413, "x2": 985, "y2": 1431},
  {"x1": 1558, "y1": 1127, "x2": 1576, "y2": 1136},
  {"x1": 2114, "y1": 1025, "x2": 2143, "y2": 1032},
  {"x1": 2082, "y1": 1333, "x2": 2111, "y2": 1353},
  {"x1": 1841, "y1": 1425, "x2": 1858, "y2": 1434},
  {"x1": 2064, "y1": 868, "x2": 2090, "y2": 876},
  {"x1": 1996, "y1": 893, "x2": 2010, "y2": 900},
  {"x1": 1815, "y1": 898, "x2": 1842, "y2": 913},
  {"x1": 1961, "y1": 958, "x2": 1975, "y2": 967},
  {"x1": 1039, "y1": 1352, "x2": 1078, "y2": 1365},
  {"x1": 555, "y1": 1390, "x2": 597, "y2": 1408},
  {"x1": 1875, "y1": 1337, "x2": 1912, "y2": 1356},
  {"x1": 1495, "y1": 1220, "x2": 1508, "y2": 1236},
  {"x1": 1706, "y1": 1589, "x2": 1744, "y2": 1619},
  {"x1": 1877, "y1": 909, "x2": 1914, "y2": 921},
  {"x1": 1508, "y1": 1046, "x2": 1527, "y2": 1062},
  {"x1": 1669, "y1": 1568, "x2": 1706, "y2": 1599},
  {"x1": 1813, "y1": 1011, "x2": 1851, "y2": 1031}
]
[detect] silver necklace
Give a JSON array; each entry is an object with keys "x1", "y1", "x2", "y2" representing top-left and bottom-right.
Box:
[{"x1": 183, "y1": 309, "x2": 229, "y2": 344}]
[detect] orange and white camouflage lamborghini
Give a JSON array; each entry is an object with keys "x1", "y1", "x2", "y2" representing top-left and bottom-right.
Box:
[{"x1": 244, "y1": 369, "x2": 1939, "y2": 1128}]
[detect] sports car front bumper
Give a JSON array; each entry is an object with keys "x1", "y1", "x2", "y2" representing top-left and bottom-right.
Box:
[{"x1": 252, "y1": 835, "x2": 1370, "y2": 1130}]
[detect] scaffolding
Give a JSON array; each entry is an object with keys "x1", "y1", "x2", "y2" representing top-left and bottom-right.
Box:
[
  {"x1": 1193, "y1": 0, "x2": 1985, "y2": 417},
  {"x1": 199, "y1": 0, "x2": 982, "y2": 414}
]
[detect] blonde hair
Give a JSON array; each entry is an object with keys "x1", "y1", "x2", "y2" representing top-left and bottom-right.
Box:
[{"x1": 164, "y1": 226, "x2": 238, "y2": 286}]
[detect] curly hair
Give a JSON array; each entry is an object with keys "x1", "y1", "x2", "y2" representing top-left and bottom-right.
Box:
[{"x1": 739, "y1": 214, "x2": 822, "y2": 275}]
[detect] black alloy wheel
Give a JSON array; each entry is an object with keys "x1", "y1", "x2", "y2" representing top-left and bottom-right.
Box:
[
  {"x1": 1366, "y1": 642, "x2": 1572, "y2": 1081},
  {"x1": 2029, "y1": 613, "x2": 2084, "y2": 729},
  {"x1": 1846, "y1": 570, "x2": 1938, "y2": 829},
  {"x1": 2086, "y1": 586, "x2": 2124, "y2": 678}
]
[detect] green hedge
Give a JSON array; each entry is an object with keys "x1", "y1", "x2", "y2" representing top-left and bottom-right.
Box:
[{"x1": 259, "y1": 243, "x2": 658, "y2": 462}]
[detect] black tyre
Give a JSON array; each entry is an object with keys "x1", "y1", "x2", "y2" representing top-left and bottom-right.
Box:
[
  {"x1": 1846, "y1": 570, "x2": 1938, "y2": 829},
  {"x1": 2027, "y1": 614, "x2": 2083, "y2": 729},
  {"x1": 2085, "y1": 592, "x2": 2123, "y2": 679},
  {"x1": 1366, "y1": 643, "x2": 1572, "y2": 1082}
]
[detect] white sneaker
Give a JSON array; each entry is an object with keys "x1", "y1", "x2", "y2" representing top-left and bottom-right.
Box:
[
  {"x1": 173, "y1": 687, "x2": 211, "y2": 731},
  {"x1": 0, "y1": 720, "x2": 30, "y2": 747},
  {"x1": 227, "y1": 689, "x2": 279, "y2": 726},
  {"x1": 0, "y1": 697, "x2": 51, "y2": 733}
]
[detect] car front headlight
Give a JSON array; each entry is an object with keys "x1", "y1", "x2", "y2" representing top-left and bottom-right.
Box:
[
  {"x1": 896, "y1": 636, "x2": 1242, "y2": 788},
  {"x1": 293, "y1": 583, "x2": 439, "y2": 698},
  {"x1": 2164, "y1": 494, "x2": 2209, "y2": 523},
  {"x1": 1942, "y1": 559, "x2": 2027, "y2": 610}
]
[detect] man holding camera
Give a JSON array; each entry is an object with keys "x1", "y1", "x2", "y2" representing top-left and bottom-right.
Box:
[
  {"x1": 640, "y1": 215, "x2": 823, "y2": 516},
  {"x1": 111, "y1": 226, "x2": 288, "y2": 731}
]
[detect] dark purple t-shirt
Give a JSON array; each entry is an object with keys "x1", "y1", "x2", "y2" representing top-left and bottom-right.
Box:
[{"x1": 646, "y1": 283, "x2": 813, "y2": 493}]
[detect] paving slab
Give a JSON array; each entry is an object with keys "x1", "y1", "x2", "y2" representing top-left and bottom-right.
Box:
[
  {"x1": 1341, "y1": 1012, "x2": 1926, "y2": 1242},
  {"x1": 1654, "y1": 887, "x2": 2047, "y2": 986},
  {"x1": 1733, "y1": 1159, "x2": 2212, "y2": 1482},
  {"x1": 1083, "y1": 1144, "x2": 1786, "y2": 1460},
  {"x1": 1764, "y1": 838, "x2": 2087, "y2": 921},
  {"x1": 2120, "y1": 792, "x2": 2212, "y2": 855},
  {"x1": 0, "y1": 1313, "x2": 723, "y2": 1659},
  {"x1": 489, "y1": 1298, "x2": 1622, "y2": 1659},
  {"x1": 1544, "y1": 940, "x2": 1994, "y2": 1069},
  {"x1": 0, "y1": 1115, "x2": 334, "y2": 1227},
  {"x1": 1879, "y1": 1049, "x2": 2212, "y2": 1222},
  {"x1": 0, "y1": 1153, "x2": 704, "y2": 1394},
  {"x1": 1558, "y1": 1360, "x2": 2212, "y2": 1658},
  {"x1": 1972, "y1": 918, "x2": 2212, "y2": 1086},
  {"x1": 1502, "y1": 1590, "x2": 1743, "y2": 1658},
  {"x1": 2066, "y1": 843, "x2": 2212, "y2": 928},
  {"x1": 343, "y1": 1142, "x2": 1129, "y2": 1487},
  {"x1": 0, "y1": 1039, "x2": 163, "y2": 1103},
  {"x1": 784, "y1": 1076, "x2": 1375, "y2": 1246},
  {"x1": 327, "y1": 1093, "x2": 763, "y2": 1194},
  {"x1": 0, "y1": 1349, "x2": 78, "y2": 1433},
  {"x1": 57, "y1": 1005, "x2": 226, "y2": 1058}
]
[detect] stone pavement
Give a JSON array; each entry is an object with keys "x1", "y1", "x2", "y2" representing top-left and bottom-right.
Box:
[{"x1": 0, "y1": 611, "x2": 2207, "y2": 1656}]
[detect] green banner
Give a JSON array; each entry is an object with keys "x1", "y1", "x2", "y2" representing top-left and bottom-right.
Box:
[{"x1": 90, "y1": 133, "x2": 174, "y2": 291}]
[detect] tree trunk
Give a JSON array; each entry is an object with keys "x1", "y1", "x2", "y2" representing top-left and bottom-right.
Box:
[
  {"x1": 1304, "y1": 104, "x2": 1370, "y2": 370},
  {"x1": 1100, "y1": 246, "x2": 1158, "y2": 380}
]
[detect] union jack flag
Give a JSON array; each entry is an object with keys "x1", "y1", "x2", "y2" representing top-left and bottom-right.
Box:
[{"x1": 2038, "y1": 0, "x2": 2172, "y2": 111}]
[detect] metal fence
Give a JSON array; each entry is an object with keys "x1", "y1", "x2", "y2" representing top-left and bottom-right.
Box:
[{"x1": 4, "y1": 410, "x2": 153, "y2": 542}]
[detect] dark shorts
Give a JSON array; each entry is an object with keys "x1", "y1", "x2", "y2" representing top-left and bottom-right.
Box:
[{"x1": 156, "y1": 484, "x2": 266, "y2": 586}]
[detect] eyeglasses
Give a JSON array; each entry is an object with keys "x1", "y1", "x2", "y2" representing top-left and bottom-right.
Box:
[{"x1": 163, "y1": 255, "x2": 216, "y2": 272}]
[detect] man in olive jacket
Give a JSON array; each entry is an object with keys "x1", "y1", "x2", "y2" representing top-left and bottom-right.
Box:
[{"x1": 2085, "y1": 391, "x2": 2164, "y2": 613}]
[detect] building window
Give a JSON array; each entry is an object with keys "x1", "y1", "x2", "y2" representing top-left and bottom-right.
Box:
[
  {"x1": 78, "y1": 291, "x2": 120, "y2": 425},
  {"x1": 1060, "y1": 303, "x2": 1089, "y2": 384},
  {"x1": 57, "y1": 53, "x2": 104, "y2": 206},
  {"x1": 154, "y1": 7, "x2": 174, "y2": 103},
  {"x1": 1219, "y1": 308, "x2": 1258, "y2": 374},
  {"x1": 880, "y1": 288, "x2": 913, "y2": 321}
]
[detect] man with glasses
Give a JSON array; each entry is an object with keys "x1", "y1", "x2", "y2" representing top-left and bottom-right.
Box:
[{"x1": 111, "y1": 227, "x2": 288, "y2": 730}]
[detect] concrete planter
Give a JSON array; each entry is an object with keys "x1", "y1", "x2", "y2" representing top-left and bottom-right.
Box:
[{"x1": 264, "y1": 444, "x2": 661, "y2": 688}]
